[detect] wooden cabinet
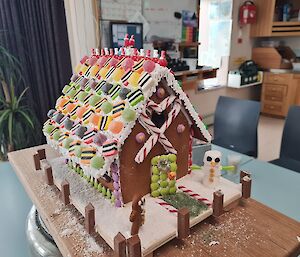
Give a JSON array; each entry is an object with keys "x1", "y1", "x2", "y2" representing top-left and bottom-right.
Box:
[
  {"x1": 251, "y1": 0, "x2": 300, "y2": 37},
  {"x1": 261, "y1": 72, "x2": 299, "y2": 117}
]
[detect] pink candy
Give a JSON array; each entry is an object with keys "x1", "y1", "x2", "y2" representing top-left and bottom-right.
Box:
[
  {"x1": 109, "y1": 57, "x2": 119, "y2": 67},
  {"x1": 122, "y1": 58, "x2": 134, "y2": 71},
  {"x1": 135, "y1": 132, "x2": 146, "y2": 143},
  {"x1": 177, "y1": 124, "x2": 186, "y2": 133},
  {"x1": 97, "y1": 57, "x2": 108, "y2": 68},
  {"x1": 143, "y1": 60, "x2": 156, "y2": 73},
  {"x1": 157, "y1": 87, "x2": 166, "y2": 99}
]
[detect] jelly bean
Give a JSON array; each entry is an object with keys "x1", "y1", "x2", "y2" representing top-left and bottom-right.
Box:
[
  {"x1": 135, "y1": 132, "x2": 146, "y2": 143},
  {"x1": 157, "y1": 87, "x2": 166, "y2": 99}
]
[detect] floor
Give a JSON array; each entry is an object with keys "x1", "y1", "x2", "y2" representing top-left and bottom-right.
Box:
[
  {"x1": 0, "y1": 115, "x2": 285, "y2": 257},
  {"x1": 0, "y1": 162, "x2": 32, "y2": 257}
]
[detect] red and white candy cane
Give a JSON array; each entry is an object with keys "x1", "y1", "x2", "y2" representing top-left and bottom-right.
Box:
[
  {"x1": 146, "y1": 95, "x2": 176, "y2": 113},
  {"x1": 178, "y1": 185, "x2": 212, "y2": 207},
  {"x1": 135, "y1": 99, "x2": 181, "y2": 163},
  {"x1": 156, "y1": 199, "x2": 178, "y2": 214}
]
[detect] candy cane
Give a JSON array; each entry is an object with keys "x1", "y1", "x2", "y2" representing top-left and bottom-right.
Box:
[
  {"x1": 135, "y1": 100, "x2": 180, "y2": 163},
  {"x1": 178, "y1": 185, "x2": 212, "y2": 207},
  {"x1": 147, "y1": 95, "x2": 176, "y2": 113},
  {"x1": 156, "y1": 199, "x2": 178, "y2": 214}
]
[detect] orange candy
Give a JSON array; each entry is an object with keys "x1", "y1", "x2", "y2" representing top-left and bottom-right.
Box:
[
  {"x1": 66, "y1": 103, "x2": 76, "y2": 113},
  {"x1": 99, "y1": 66, "x2": 109, "y2": 78},
  {"x1": 108, "y1": 120, "x2": 123, "y2": 134},
  {"x1": 57, "y1": 98, "x2": 68, "y2": 109},
  {"x1": 89, "y1": 113, "x2": 100, "y2": 126},
  {"x1": 112, "y1": 67, "x2": 125, "y2": 81},
  {"x1": 76, "y1": 106, "x2": 87, "y2": 119},
  {"x1": 90, "y1": 65, "x2": 100, "y2": 77}
]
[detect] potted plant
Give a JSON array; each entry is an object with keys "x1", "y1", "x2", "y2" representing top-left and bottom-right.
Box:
[{"x1": 0, "y1": 46, "x2": 40, "y2": 160}]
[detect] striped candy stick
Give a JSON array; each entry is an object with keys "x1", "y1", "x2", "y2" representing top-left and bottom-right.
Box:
[
  {"x1": 156, "y1": 199, "x2": 178, "y2": 214},
  {"x1": 135, "y1": 134, "x2": 159, "y2": 163},
  {"x1": 178, "y1": 185, "x2": 212, "y2": 207},
  {"x1": 135, "y1": 102, "x2": 180, "y2": 163}
]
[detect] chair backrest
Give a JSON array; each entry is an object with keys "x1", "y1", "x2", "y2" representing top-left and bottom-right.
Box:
[
  {"x1": 214, "y1": 96, "x2": 260, "y2": 157},
  {"x1": 280, "y1": 106, "x2": 300, "y2": 161}
]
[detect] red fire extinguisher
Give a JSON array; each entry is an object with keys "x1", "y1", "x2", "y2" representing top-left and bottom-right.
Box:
[{"x1": 239, "y1": 1, "x2": 257, "y2": 25}]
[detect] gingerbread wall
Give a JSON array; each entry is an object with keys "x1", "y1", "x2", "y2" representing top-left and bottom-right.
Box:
[{"x1": 119, "y1": 79, "x2": 191, "y2": 204}]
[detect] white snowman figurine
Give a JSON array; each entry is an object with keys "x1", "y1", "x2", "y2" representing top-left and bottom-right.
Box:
[{"x1": 202, "y1": 150, "x2": 222, "y2": 188}]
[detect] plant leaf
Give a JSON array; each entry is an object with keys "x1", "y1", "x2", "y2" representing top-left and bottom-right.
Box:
[
  {"x1": 18, "y1": 110, "x2": 34, "y2": 128},
  {"x1": 8, "y1": 112, "x2": 13, "y2": 146},
  {"x1": 16, "y1": 87, "x2": 28, "y2": 107}
]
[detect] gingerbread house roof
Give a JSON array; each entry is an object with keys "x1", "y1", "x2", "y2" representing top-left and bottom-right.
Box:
[{"x1": 43, "y1": 46, "x2": 211, "y2": 180}]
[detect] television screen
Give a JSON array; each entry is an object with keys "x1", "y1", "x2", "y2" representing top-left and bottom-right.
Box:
[{"x1": 110, "y1": 22, "x2": 143, "y2": 49}]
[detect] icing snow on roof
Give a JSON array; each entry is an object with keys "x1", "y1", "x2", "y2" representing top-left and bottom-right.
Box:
[{"x1": 43, "y1": 47, "x2": 211, "y2": 179}]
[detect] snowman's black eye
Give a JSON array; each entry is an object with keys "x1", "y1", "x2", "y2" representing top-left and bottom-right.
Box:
[
  {"x1": 207, "y1": 156, "x2": 212, "y2": 161},
  {"x1": 215, "y1": 158, "x2": 220, "y2": 163}
]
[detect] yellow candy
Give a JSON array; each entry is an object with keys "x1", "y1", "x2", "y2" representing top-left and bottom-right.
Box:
[
  {"x1": 74, "y1": 63, "x2": 82, "y2": 74},
  {"x1": 112, "y1": 67, "x2": 125, "y2": 81},
  {"x1": 99, "y1": 66, "x2": 110, "y2": 78},
  {"x1": 90, "y1": 65, "x2": 100, "y2": 77},
  {"x1": 80, "y1": 63, "x2": 89, "y2": 75},
  {"x1": 128, "y1": 71, "x2": 141, "y2": 87}
]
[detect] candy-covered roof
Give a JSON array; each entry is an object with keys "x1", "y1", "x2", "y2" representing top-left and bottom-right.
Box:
[{"x1": 43, "y1": 36, "x2": 211, "y2": 179}]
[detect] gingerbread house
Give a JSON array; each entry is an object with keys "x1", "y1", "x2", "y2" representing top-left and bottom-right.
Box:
[{"x1": 43, "y1": 37, "x2": 211, "y2": 207}]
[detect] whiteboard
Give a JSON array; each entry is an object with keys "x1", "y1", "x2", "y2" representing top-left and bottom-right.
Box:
[
  {"x1": 101, "y1": 0, "x2": 142, "y2": 21},
  {"x1": 143, "y1": 0, "x2": 197, "y2": 42}
]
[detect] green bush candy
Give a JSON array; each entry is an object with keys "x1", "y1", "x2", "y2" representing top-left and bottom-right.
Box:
[
  {"x1": 91, "y1": 156, "x2": 105, "y2": 169},
  {"x1": 160, "y1": 173, "x2": 168, "y2": 181},
  {"x1": 160, "y1": 180, "x2": 168, "y2": 188},
  {"x1": 80, "y1": 170, "x2": 83, "y2": 177},
  {"x1": 169, "y1": 180, "x2": 176, "y2": 187},
  {"x1": 53, "y1": 131, "x2": 61, "y2": 141},
  {"x1": 160, "y1": 155, "x2": 168, "y2": 161},
  {"x1": 170, "y1": 163, "x2": 178, "y2": 172},
  {"x1": 67, "y1": 88, "x2": 76, "y2": 98},
  {"x1": 89, "y1": 95, "x2": 101, "y2": 107},
  {"x1": 63, "y1": 138, "x2": 73, "y2": 149},
  {"x1": 101, "y1": 187, "x2": 106, "y2": 196},
  {"x1": 101, "y1": 101, "x2": 113, "y2": 114},
  {"x1": 122, "y1": 108, "x2": 136, "y2": 122},
  {"x1": 89, "y1": 180, "x2": 94, "y2": 186},
  {"x1": 106, "y1": 189, "x2": 111, "y2": 199},
  {"x1": 169, "y1": 186, "x2": 177, "y2": 194},
  {"x1": 94, "y1": 180, "x2": 98, "y2": 189},
  {"x1": 151, "y1": 175, "x2": 159, "y2": 183},
  {"x1": 97, "y1": 183, "x2": 102, "y2": 191},
  {"x1": 151, "y1": 190, "x2": 160, "y2": 198},
  {"x1": 62, "y1": 85, "x2": 70, "y2": 94},
  {"x1": 43, "y1": 124, "x2": 54, "y2": 134},
  {"x1": 150, "y1": 183, "x2": 159, "y2": 191},
  {"x1": 160, "y1": 187, "x2": 169, "y2": 196},
  {"x1": 76, "y1": 166, "x2": 81, "y2": 173},
  {"x1": 168, "y1": 154, "x2": 177, "y2": 162},
  {"x1": 151, "y1": 156, "x2": 159, "y2": 166},
  {"x1": 77, "y1": 91, "x2": 88, "y2": 102},
  {"x1": 111, "y1": 195, "x2": 116, "y2": 203},
  {"x1": 152, "y1": 166, "x2": 159, "y2": 175}
]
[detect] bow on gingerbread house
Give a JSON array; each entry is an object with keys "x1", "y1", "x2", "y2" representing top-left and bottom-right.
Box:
[{"x1": 135, "y1": 95, "x2": 181, "y2": 163}]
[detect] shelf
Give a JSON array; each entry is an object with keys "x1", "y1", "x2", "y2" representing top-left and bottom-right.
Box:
[
  {"x1": 178, "y1": 42, "x2": 201, "y2": 48},
  {"x1": 271, "y1": 21, "x2": 300, "y2": 36}
]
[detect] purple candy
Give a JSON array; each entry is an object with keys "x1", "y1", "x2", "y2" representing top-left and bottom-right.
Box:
[
  {"x1": 93, "y1": 132, "x2": 107, "y2": 146},
  {"x1": 113, "y1": 190, "x2": 120, "y2": 198},
  {"x1": 112, "y1": 173, "x2": 119, "y2": 182},
  {"x1": 113, "y1": 182, "x2": 119, "y2": 190},
  {"x1": 115, "y1": 199, "x2": 122, "y2": 207},
  {"x1": 110, "y1": 162, "x2": 119, "y2": 173}
]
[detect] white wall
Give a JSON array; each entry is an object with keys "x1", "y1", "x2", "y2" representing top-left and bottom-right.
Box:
[{"x1": 64, "y1": 0, "x2": 99, "y2": 67}]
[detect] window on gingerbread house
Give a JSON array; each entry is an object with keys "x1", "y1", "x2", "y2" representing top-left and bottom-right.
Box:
[{"x1": 151, "y1": 110, "x2": 167, "y2": 128}]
